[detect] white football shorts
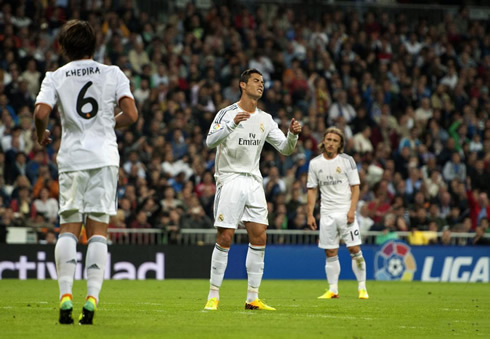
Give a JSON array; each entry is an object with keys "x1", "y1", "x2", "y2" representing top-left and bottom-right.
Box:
[
  {"x1": 59, "y1": 166, "x2": 118, "y2": 223},
  {"x1": 319, "y1": 212, "x2": 362, "y2": 249},
  {"x1": 213, "y1": 174, "x2": 268, "y2": 229}
]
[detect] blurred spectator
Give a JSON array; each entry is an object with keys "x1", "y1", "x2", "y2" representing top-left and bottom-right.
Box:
[
  {"x1": 130, "y1": 210, "x2": 152, "y2": 244},
  {"x1": 32, "y1": 187, "x2": 58, "y2": 224},
  {"x1": 374, "y1": 213, "x2": 399, "y2": 245},
  {"x1": 108, "y1": 209, "x2": 128, "y2": 244},
  {"x1": 263, "y1": 166, "x2": 286, "y2": 202},
  {"x1": 467, "y1": 190, "x2": 490, "y2": 230},
  {"x1": 467, "y1": 159, "x2": 489, "y2": 193},
  {"x1": 21, "y1": 59, "x2": 40, "y2": 99},
  {"x1": 473, "y1": 225, "x2": 490, "y2": 245},
  {"x1": 32, "y1": 165, "x2": 58, "y2": 199},
  {"x1": 353, "y1": 125, "x2": 373, "y2": 154},
  {"x1": 358, "y1": 202, "x2": 374, "y2": 237},
  {"x1": 439, "y1": 226, "x2": 453, "y2": 245},
  {"x1": 180, "y1": 205, "x2": 213, "y2": 229},
  {"x1": 327, "y1": 90, "x2": 356, "y2": 125},
  {"x1": 442, "y1": 152, "x2": 466, "y2": 182},
  {"x1": 5, "y1": 150, "x2": 27, "y2": 186},
  {"x1": 10, "y1": 186, "x2": 32, "y2": 222},
  {"x1": 160, "y1": 186, "x2": 184, "y2": 212},
  {"x1": 39, "y1": 229, "x2": 57, "y2": 245}
]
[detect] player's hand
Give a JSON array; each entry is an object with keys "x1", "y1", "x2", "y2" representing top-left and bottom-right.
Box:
[
  {"x1": 289, "y1": 118, "x2": 302, "y2": 135},
  {"x1": 347, "y1": 210, "x2": 355, "y2": 224},
  {"x1": 234, "y1": 112, "x2": 250, "y2": 125},
  {"x1": 38, "y1": 129, "x2": 53, "y2": 146},
  {"x1": 307, "y1": 215, "x2": 317, "y2": 230}
]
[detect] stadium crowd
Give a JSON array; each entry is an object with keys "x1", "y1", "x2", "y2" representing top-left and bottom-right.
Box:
[{"x1": 0, "y1": 0, "x2": 489, "y2": 246}]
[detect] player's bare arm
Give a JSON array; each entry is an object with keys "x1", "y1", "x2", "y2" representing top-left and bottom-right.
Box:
[
  {"x1": 115, "y1": 97, "x2": 138, "y2": 129},
  {"x1": 34, "y1": 103, "x2": 53, "y2": 145},
  {"x1": 306, "y1": 187, "x2": 318, "y2": 230},
  {"x1": 347, "y1": 184, "x2": 360, "y2": 224},
  {"x1": 289, "y1": 118, "x2": 302, "y2": 135}
]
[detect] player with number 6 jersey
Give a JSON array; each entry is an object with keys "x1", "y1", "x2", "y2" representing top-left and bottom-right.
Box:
[
  {"x1": 35, "y1": 52, "x2": 132, "y2": 173},
  {"x1": 34, "y1": 19, "x2": 138, "y2": 325},
  {"x1": 306, "y1": 127, "x2": 369, "y2": 300}
]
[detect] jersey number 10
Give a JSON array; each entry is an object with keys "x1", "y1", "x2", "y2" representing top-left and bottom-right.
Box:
[{"x1": 77, "y1": 81, "x2": 99, "y2": 119}]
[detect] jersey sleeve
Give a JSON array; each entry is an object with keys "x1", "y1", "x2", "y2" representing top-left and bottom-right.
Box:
[
  {"x1": 114, "y1": 67, "x2": 134, "y2": 103},
  {"x1": 265, "y1": 118, "x2": 298, "y2": 155},
  {"x1": 35, "y1": 72, "x2": 57, "y2": 108},
  {"x1": 206, "y1": 108, "x2": 237, "y2": 149},
  {"x1": 344, "y1": 155, "x2": 360, "y2": 186},
  {"x1": 307, "y1": 160, "x2": 318, "y2": 188}
]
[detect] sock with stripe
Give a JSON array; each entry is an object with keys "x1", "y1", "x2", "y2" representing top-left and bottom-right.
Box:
[
  {"x1": 60, "y1": 294, "x2": 73, "y2": 309},
  {"x1": 55, "y1": 233, "x2": 78, "y2": 299},
  {"x1": 351, "y1": 251, "x2": 366, "y2": 290},
  {"x1": 326, "y1": 255, "x2": 340, "y2": 294},
  {"x1": 208, "y1": 243, "x2": 229, "y2": 300},
  {"x1": 86, "y1": 235, "x2": 107, "y2": 303},
  {"x1": 246, "y1": 244, "x2": 265, "y2": 302}
]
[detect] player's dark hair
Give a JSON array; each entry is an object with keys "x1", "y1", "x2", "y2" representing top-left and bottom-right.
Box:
[
  {"x1": 319, "y1": 127, "x2": 345, "y2": 154},
  {"x1": 239, "y1": 68, "x2": 263, "y2": 95},
  {"x1": 58, "y1": 20, "x2": 96, "y2": 61}
]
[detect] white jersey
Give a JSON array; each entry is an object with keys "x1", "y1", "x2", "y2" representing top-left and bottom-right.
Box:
[
  {"x1": 35, "y1": 59, "x2": 133, "y2": 173},
  {"x1": 206, "y1": 103, "x2": 298, "y2": 183},
  {"x1": 307, "y1": 153, "x2": 360, "y2": 214}
]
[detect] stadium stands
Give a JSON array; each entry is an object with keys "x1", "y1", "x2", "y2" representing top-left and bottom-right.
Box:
[{"x1": 0, "y1": 0, "x2": 489, "y2": 246}]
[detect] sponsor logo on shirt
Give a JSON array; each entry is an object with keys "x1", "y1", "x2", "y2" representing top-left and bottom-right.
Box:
[
  {"x1": 238, "y1": 133, "x2": 260, "y2": 146},
  {"x1": 319, "y1": 175, "x2": 342, "y2": 186}
]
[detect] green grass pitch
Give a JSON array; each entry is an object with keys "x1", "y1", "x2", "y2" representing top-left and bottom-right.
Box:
[{"x1": 1, "y1": 280, "x2": 489, "y2": 338}]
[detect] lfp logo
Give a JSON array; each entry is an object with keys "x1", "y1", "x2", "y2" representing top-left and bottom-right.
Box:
[{"x1": 374, "y1": 241, "x2": 417, "y2": 281}]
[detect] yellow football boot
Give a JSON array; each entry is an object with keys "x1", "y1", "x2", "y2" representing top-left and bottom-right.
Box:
[
  {"x1": 204, "y1": 297, "x2": 219, "y2": 310},
  {"x1": 358, "y1": 289, "x2": 369, "y2": 299},
  {"x1": 318, "y1": 290, "x2": 339, "y2": 299},
  {"x1": 245, "y1": 299, "x2": 276, "y2": 311}
]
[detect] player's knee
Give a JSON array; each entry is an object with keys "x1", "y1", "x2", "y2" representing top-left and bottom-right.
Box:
[
  {"x1": 217, "y1": 229, "x2": 234, "y2": 247},
  {"x1": 87, "y1": 212, "x2": 110, "y2": 224},
  {"x1": 348, "y1": 246, "x2": 361, "y2": 255},
  {"x1": 249, "y1": 234, "x2": 266, "y2": 246},
  {"x1": 60, "y1": 210, "x2": 83, "y2": 224}
]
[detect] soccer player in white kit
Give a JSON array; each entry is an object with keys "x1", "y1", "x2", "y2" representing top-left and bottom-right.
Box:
[
  {"x1": 306, "y1": 127, "x2": 369, "y2": 299},
  {"x1": 34, "y1": 20, "x2": 138, "y2": 324},
  {"x1": 204, "y1": 69, "x2": 302, "y2": 311}
]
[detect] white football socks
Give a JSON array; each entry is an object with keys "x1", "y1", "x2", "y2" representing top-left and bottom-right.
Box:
[
  {"x1": 55, "y1": 233, "x2": 78, "y2": 299},
  {"x1": 86, "y1": 235, "x2": 108, "y2": 303},
  {"x1": 351, "y1": 251, "x2": 367, "y2": 290},
  {"x1": 208, "y1": 244, "x2": 229, "y2": 300},
  {"x1": 326, "y1": 255, "x2": 340, "y2": 294},
  {"x1": 246, "y1": 244, "x2": 265, "y2": 302}
]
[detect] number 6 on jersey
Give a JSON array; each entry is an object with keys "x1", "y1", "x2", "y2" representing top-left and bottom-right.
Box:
[{"x1": 77, "y1": 81, "x2": 98, "y2": 119}]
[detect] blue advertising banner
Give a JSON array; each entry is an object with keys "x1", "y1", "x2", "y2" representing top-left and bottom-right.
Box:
[
  {"x1": 1, "y1": 242, "x2": 489, "y2": 282},
  {"x1": 225, "y1": 241, "x2": 490, "y2": 282}
]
